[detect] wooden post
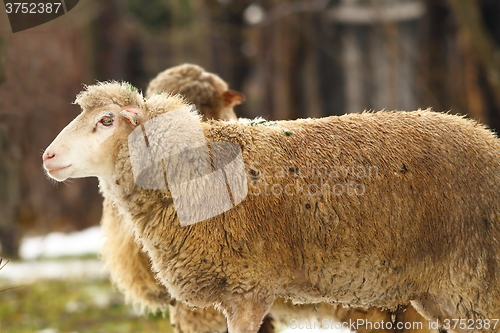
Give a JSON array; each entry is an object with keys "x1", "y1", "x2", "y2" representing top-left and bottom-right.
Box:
[{"x1": 326, "y1": 0, "x2": 425, "y2": 112}]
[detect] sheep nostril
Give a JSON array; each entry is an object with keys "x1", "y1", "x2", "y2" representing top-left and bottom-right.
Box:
[{"x1": 43, "y1": 151, "x2": 55, "y2": 161}]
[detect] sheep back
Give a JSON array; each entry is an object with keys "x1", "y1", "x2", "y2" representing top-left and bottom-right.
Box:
[{"x1": 111, "y1": 108, "x2": 500, "y2": 321}]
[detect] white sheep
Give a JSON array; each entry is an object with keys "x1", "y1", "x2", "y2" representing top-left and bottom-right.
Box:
[
  {"x1": 43, "y1": 81, "x2": 500, "y2": 333},
  {"x1": 100, "y1": 64, "x2": 244, "y2": 333}
]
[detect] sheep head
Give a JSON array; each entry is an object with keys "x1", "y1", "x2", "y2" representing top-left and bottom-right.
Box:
[
  {"x1": 43, "y1": 80, "x2": 246, "y2": 227},
  {"x1": 42, "y1": 81, "x2": 188, "y2": 182},
  {"x1": 145, "y1": 63, "x2": 244, "y2": 120}
]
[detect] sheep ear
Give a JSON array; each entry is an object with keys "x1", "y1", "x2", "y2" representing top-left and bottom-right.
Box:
[
  {"x1": 120, "y1": 108, "x2": 141, "y2": 126},
  {"x1": 223, "y1": 90, "x2": 245, "y2": 107}
]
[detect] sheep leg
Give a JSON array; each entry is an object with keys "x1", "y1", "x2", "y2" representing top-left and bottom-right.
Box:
[
  {"x1": 221, "y1": 295, "x2": 275, "y2": 333},
  {"x1": 395, "y1": 305, "x2": 439, "y2": 333},
  {"x1": 169, "y1": 301, "x2": 227, "y2": 333},
  {"x1": 411, "y1": 298, "x2": 452, "y2": 332},
  {"x1": 258, "y1": 315, "x2": 275, "y2": 333},
  {"x1": 100, "y1": 199, "x2": 172, "y2": 310},
  {"x1": 412, "y1": 293, "x2": 500, "y2": 333}
]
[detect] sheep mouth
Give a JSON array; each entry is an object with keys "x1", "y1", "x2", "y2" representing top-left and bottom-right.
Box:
[{"x1": 45, "y1": 164, "x2": 72, "y2": 175}]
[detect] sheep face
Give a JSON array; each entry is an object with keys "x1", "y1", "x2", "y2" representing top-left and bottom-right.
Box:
[
  {"x1": 43, "y1": 104, "x2": 138, "y2": 181},
  {"x1": 145, "y1": 63, "x2": 243, "y2": 121}
]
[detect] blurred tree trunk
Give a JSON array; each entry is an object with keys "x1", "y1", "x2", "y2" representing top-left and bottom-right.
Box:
[
  {"x1": 420, "y1": 1, "x2": 455, "y2": 111},
  {"x1": 192, "y1": 0, "x2": 252, "y2": 117},
  {"x1": 442, "y1": 0, "x2": 500, "y2": 129},
  {"x1": 0, "y1": 36, "x2": 5, "y2": 85},
  {"x1": 0, "y1": 122, "x2": 21, "y2": 259},
  {"x1": 0, "y1": 35, "x2": 20, "y2": 258},
  {"x1": 200, "y1": 0, "x2": 250, "y2": 89},
  {"x1": 91, "y1": 0, "x2": 145, "y2": 86},
  {"x1": 478, "y1": 0, "x2": 500, "y2": 131},
  {"x1": 447, "y1": 0, "x2": 500, "y2": 110},
  {"x1": 254, "y1": 0, "x2": 308, "y2": 120},
  {"x1": 270, "y1": 3, "x2": 305, "y2": 120},
  {"x1": 314, "y1": 10, "x2": 345, "y2": 117}
]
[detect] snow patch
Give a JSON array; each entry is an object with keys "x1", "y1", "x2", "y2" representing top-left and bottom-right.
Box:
[
  {"x1": 0, "y1": 226, "x2": 106, "y2": 282},
  {"x1": 0, "y1": 259, "x2": 106, "y2": 283},
  {"x1": 19, "y1": 226, "x2": 104, "y2": 260}
]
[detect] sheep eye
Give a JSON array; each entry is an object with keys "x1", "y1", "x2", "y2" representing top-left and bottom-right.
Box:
[{"x1": 100, "y1": 116, "x2": 114, "y2": 127}]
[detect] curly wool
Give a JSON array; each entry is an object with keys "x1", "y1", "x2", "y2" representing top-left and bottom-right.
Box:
[
  {"x1": 99, "y1": 69, "x2": 246, "y2": 333},
  {"x1": 87, "y1": 79, "x2": 492, "y2": 330},
  {"x1": 98, "y1": 91, "x2": 500, "y2": 332},
  {"x1": 75, "y1": 81, "x2": 144, "y2": 112},
  {"x1": 145, "y1": 63, "x2": 237, "y2": 121}
]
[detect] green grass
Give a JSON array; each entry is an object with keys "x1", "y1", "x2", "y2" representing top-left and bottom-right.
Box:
[{"x1": 0, "y1": 278, "x2": 174, "y2": 333}]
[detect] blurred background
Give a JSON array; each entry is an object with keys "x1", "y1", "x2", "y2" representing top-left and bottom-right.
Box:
[
  {"x1": 1, "y1": 0, "x2": 500, "y2": 331},
  {"x1": 2, "y1": 0, "x2": 500, "y2": 257}
]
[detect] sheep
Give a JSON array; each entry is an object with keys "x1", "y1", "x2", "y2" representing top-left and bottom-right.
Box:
[
  {"x1": 145, "y1": 63, "x2": 243, "y2": 121},
  {"x1": 42, "y1": 81, "x2": 500, "y2": 333},
  {"x1": 100, "y1": 65, "x2": 432, "y2": 333},
  {"x1": 100, "y1": 63, "x2": 243, "y2": 333}
]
